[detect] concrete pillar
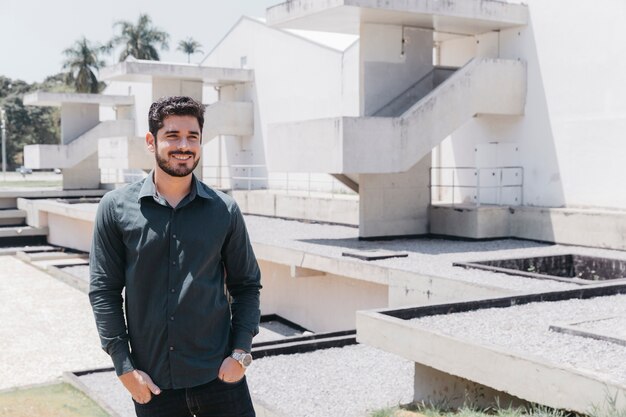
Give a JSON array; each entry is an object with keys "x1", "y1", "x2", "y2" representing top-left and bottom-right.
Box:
[
  {"x1": 60, "y1": 103, "x2": 99, "y2": 144},
  {"x1": 358, "y1": 154, "x2": 431, "y2": 238},
  {"x1": 356, "y1": 24, "x2": 434, "y2": 238},
  {"x1": 62, "y1": 153, "x2": 100, "y2": 189},
  {"x1": 414, "y1": 362, "x2": 526, "y2": 409}
]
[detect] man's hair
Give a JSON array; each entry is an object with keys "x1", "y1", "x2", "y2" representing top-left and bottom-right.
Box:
[{"x1": 148, "y1": 96, "x2": 206, "y2": 138}]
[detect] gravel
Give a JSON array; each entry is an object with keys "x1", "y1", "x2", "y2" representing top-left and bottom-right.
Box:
[
  {"x1": 571, "y1": 316, "x2": 626, "y2": 339},
  {"x1": 79, "y1": 344, "x2": 413, "y2": 417},
  {"x1": 0, "y1": 256, "x2": 111, "y2": 390},
  {"x1": 411, "y1": 294, "x2": 626, "y2": 385},
  {"x1": 246, "y1": 344, "x2": 413, "y2": 417}
]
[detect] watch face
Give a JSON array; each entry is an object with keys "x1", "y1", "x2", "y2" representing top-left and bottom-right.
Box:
[{"x1": 242, "y1": 353, "x2": 253, "y2": 367}]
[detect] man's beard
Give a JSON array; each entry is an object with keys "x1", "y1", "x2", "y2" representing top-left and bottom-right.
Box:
[{"x1": 155, "y1": 149, "x2": 200, "y2": 177}]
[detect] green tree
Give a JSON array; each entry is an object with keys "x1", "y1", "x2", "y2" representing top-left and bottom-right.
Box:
[
  {"x1": 62, "y1": 37, "x2": 106, "y2": 93},
  {"x1": 111, "y1": 14, "x2": 169, "y2": 61},
  {"x1": 0, "y1": 75, "x2": 69, "y2": 168},
  {"x1": 177, "y1": 37, "x2": 203, "y2": 63}
]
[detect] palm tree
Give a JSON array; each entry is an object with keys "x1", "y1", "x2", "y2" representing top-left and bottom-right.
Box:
[
  {"x1": 62, "y1": 37, "x2": 105, "y2": 93},
  {"x1": 111, "y1": 14, "x2": 169, "y2": 62},
  {"x1": 177, "y1": 38, "x2": 204, "y2": 63}
]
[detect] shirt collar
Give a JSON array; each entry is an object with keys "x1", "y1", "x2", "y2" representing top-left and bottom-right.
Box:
[{"x1": 138, "y1": 171, "x2": 212, "y2": 203}]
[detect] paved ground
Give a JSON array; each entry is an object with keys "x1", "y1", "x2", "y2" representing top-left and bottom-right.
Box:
[{"x1": 0, "y1": 255, "x2": 110, "y2": 391}]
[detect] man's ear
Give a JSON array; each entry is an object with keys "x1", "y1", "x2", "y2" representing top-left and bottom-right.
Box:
[{"x1": 146, "y1": 132, "x2": 156, "y2": 153}]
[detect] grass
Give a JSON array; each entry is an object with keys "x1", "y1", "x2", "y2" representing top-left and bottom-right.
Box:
[
  {"x1": 589, "y1": 391, "x2": 626, "y2": 417},
  {"x1": 370, "y1": 402, "x2": 583, "y2": 417},
  {"x1": 0, "y1": 383, "x2": 109, "y2": 417}
]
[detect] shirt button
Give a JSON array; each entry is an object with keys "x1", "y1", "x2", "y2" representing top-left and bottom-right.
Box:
[
  {"x1": 169, "y1": 346, "x2": 174, "y2": 351},
  {"x1": 170, "y1": 288, "x2": 176, "y2": 293},
  {"x1": 172, "y1": 234, "x2": 177, "y2": 239},
  {"x1": 170, "y1": 316, "x2": 174, "y2": 321},
  {"x1": 172, "y1": 261, "x2": 176, "y2": 265}
]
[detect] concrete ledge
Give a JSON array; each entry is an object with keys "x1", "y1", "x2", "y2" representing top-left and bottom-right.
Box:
[
  {"x1": 267, "y1": 0, "x2": 528, "y2": 34},
  {"x1": 23, "y1": 91, "x2": 134, "y2": 108},
  {"x1": 356, "y1": 287, "x2": 626, "y2": 414},
  {"x1": 430, "y1": 204, "x2": 626, "y2": 251},
  {"x1": 101, "y1": 59, "x2": 253, "y2": 85},
  {"x1": 0, "y1": 225, "x2": 48, "y2": 238},
  {"x1": 254, "y1": 242, "x2": 512, "y2": 308},
  {"x1": 233, "y1": 190, "x2": 359, "y2": 226}
]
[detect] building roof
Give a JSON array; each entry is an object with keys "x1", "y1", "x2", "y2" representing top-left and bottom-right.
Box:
[
  {"x1": 100, "y1": 58, "x2": 253, "y2": 85},
  {"x1": 266, "y1": 0, "x2": 528, "y2": 35},
  {"x1": 23, "y1": 91, "x2": 134, "y2": 107}
]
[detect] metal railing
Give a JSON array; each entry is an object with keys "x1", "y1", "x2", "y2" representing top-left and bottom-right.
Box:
[
  {"x1": 203, "y1": 164, "x2": 356, "y2": 197},
  {"x1": 430, "y1": 166, "x2": 524, "y2": 206}
]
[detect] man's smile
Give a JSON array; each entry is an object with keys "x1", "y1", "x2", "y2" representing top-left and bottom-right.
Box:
[{"x1": 170, "y1": 153, "x2": 194, "y2": 161}]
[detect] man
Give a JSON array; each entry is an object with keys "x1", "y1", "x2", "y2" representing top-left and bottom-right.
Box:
[{"x1": 89, "y1": 96, "x2": 261, "y2": 417}]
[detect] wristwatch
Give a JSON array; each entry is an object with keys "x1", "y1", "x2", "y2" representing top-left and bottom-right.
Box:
[{"x1": 231, "y1": 351, "x2": 253, "y2": 368}]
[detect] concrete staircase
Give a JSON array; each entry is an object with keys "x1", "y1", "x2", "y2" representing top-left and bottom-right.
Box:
[
  {"x1": 24, "y1": 120, "x2": 135, "y2": 169},
  {"x1": 0, "y1": 209, "x2": 47, "y2": 245},
  {"x1": 268, "y1": 58, "x2": 527, "y2": 174}
]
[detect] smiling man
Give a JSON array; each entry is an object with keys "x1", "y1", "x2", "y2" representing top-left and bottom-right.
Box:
[{"x1": 89, "y1": 96, "x2": 261, "y2": 417}]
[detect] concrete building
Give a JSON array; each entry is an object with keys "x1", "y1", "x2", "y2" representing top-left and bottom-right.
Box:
[{"x1": 16, "y1": 0, "x2": 626, "y2": 414}]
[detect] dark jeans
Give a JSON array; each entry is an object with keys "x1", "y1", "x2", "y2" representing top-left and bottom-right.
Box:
[{"x1": 133, "y1": 376, "x2": 255, "y2": 417}]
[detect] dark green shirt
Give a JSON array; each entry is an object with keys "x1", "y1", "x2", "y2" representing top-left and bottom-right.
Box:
[{"x1": 89, "y1": 173, "x2": 261, "y2": 389}]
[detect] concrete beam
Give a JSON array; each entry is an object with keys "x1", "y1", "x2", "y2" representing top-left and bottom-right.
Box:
[
  {"x1": 204, "y1": 101, "x2": 254, "y2": 140},
  {"x1": 289, "y1": 265, "x2": 326, "y2": 278},
  {"x1": 430, "y1": 204, "x2": 626, "y2": 251},
  {"x1": 23, "y1": 91, "x2": 134, "y2": 108},
  {"x1": 356, "y1": 306, "x2": 626, "y2": 414},
  {"x1": 267, "y1": 0, "x2": 528, "y2": 35},
  {"x1": 100, "y1": 59, "x2": 253, "y2": 85}
]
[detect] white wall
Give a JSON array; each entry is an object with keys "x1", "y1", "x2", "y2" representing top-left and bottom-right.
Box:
[
  {"x1": 103, "y1": 81, "x2": 152, "y2": 137},
  {"x1": 202, "y1": 17, "x2": 358, "y2": 191},
  {"x1": 259, "y1": 260, "x2": 388, "y2": 332},
  {"x1": 437, "y1": 0, "x2": 626, "y2": 210},
  {"x1": 361, "y1": 25, "x2": 433, "y2": 116}
]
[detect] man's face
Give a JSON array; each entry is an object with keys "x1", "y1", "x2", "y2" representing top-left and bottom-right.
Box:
[{"x1": 150, "y1": 115, "x2": 202, "y2": 177}]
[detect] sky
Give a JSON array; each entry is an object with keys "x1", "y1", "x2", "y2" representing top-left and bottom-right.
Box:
[{"x1": 0, "y1": 0, "x2": 279, "y2": 83}]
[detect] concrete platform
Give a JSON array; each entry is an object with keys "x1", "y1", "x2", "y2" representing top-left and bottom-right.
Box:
[
  {"x1": 267, "y1": 0, "x2": 528, "y2": 35},
  {"x1": 356, "y1": 285, "x2": 626, "y2": 413},
  {"x1": 0, "y1": 188, "x2": 106, "y2": 209},
  {"x1": 233, "y1": 189, "x2": 359, "y2": 226},
  {"x1": 100, "y1": 59, "x2": 253, "y2": 85},
  {"x1": 430, "y1": 204, "x2": 626, "y2": 251}
]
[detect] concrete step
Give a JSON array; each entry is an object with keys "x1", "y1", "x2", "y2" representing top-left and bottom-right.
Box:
[
  {"x1": 16, "y1": 250, "x2": 85, "y2": 262},
  {"x1": 0, "y1": 225, "x2": 48, "y2": 238},
  {"x1": 0, "y1": 209, "x2": 27, "y2": 226}
]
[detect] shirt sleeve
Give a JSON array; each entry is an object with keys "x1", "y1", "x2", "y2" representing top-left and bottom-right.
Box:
[
  {"x1": 222, "y1": 204, "x2": 262, "y2": 353},
  {"x1": 88, "y1": 192, "x2": 135, "y2": 376}
]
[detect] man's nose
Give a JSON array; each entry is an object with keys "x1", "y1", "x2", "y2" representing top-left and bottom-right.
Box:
[{"x1": 177, "y1": 136, "x2": 190, "y2": 148}]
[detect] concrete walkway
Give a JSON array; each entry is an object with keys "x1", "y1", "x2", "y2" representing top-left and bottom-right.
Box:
[{"x1": 0, "y1": 255, "x2": 110, "y2": 391}]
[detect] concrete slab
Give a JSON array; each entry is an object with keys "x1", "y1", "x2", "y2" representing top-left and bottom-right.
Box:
[
  {"x1": 356, "y1": 285, "x2": 626, "y2": 413},
  {"x1": 100, "y1": 59, "x2": 253, "y2": 85},
  {"x1": 233, "y1": 190, "x2": 359, "y2": 226},
  {"x1": 23, "y1": 91, "x2": 134, "y2": 108},
  {"x1": 267, "y1": 0, "x2": 528, "y2": 35},
  {"x1": 430, "y1": 204, "x2": 626, "y2": 251}
]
